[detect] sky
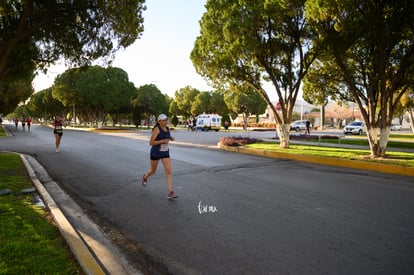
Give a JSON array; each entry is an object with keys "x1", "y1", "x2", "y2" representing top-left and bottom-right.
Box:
[{"x1": 33, "y1": 0, "x2": 211, "y2": 97}]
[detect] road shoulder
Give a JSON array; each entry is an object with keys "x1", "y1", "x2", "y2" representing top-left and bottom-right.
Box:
[{"x1": 20, "y1": 154, "x2": 142, "y2": 275}]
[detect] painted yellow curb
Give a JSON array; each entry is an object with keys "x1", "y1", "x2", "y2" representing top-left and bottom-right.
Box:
[
  {"x1": 218, "y1": 143, "x2": 414, "y2": 177},
  {"x1": 20, "y1": 155, "x2": 106, "y2": 275}
]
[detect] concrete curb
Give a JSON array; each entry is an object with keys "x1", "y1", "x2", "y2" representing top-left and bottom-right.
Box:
[
  {"x1": 19, "y1": 154, "x2": 106, "y2": 275},
  {"x1": 1, "y1": 123, "x2": 12, "y2": 136},
  {"x1": 218, "y1": 143, "x2": 414, "y2": 177},
  {"x1": 19, "y1": 153, "x2": 142, "y2": 275}
]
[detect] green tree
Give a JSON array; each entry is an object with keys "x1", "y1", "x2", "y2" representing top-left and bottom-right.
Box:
[
  {"x1": 0, "y1": 0, "x2": 145, "y2": 112},
  {"x1": 190, "y1": 90, "x2": 228, "y2": 116},
  {"x1": 131, "y1": 107, "x2": 142, "y2": 128},
  {"x1": 132, "y1": 84, "x2": 169, "y2": 125},
  {"x1": 26, "y1": 91, "x2": 46, "y2": 119},
  {"x1": 52, "y1": 68, "x2": 90, "y2": 123},
  {"x1": 52, "y1": 68, "x2": 80, "y2": 111},
  {"x1": 172, "y1": 86, "x2": 200, "y2": 118},
  {"x1": 306, "y1": 0, "x2": 414, "y2": 157},
  {"x1": 191, "y1": 0, "x2": 319, "y2": 148},
  {"x1": 77, "y1": 66, "x2": 135, "y2": 125},
  {"x1": 27, "y1": 88, "x2": 65, "y2": 121},
  {"x1": 169, "y1": 100, "x2": 179, "y2": 117},
  {"x1": 52, "y1": 66, "x2": 136, "y2": 126},
  {"x1": 224, "y1": 84, "x2": 267, "y2": 130},
  {"x1": 302, "y1": 59, "x2": 351, "y2": 129},
  {"x1": 192, "y1": 92, "x2": 212, "y2": 115},
  {"x1": 210, "y1": 90, "x2": 228, "y2": 115},
  {"x1": 0, "y1": 77, "x2": 33, "y2": 115},
  {"x1": 9, "y1": 105, "x2": 28, "y2": 120}
]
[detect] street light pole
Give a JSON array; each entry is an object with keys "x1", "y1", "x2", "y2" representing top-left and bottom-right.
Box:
[
  {"x1": 73, "y1": 103, "x2": 76, "y2": 126},
  {"x1": 300, "y1": 100, "x2": 303, "y2": 120}
]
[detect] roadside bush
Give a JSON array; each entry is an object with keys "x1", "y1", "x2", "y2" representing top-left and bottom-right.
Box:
[{"x1": 220, "y1": 136, "x2": 262, "y2": 146}]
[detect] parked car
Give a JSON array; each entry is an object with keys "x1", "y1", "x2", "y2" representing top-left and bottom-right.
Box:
[
  {"x1": 343, "y1": 121, "x2": 365, "y2": 135},
  {"x1": 290, "y1": 120, "x2": 312, "y2": 132},
  {"x1": 391, "y1": 124, "x2": 402, "y2": 131}
]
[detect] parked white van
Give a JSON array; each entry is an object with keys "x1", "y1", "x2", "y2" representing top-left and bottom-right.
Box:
[{"x1": 195, "y1": 114, "x2": 221, "y2": 131}]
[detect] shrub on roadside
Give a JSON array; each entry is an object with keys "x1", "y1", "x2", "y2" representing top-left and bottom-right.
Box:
[{"x1": 220, "y1": 136, "x2": 262, "y2": 147}]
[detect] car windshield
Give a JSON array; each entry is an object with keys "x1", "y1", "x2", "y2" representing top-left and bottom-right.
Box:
[{"x1": 349, "y1": 122, "x2": 362, "y2": 126}]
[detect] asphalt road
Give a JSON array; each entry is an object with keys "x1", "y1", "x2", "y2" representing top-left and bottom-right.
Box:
[{"x1": 1, "y1": 123, "x2": 414, "y2": 274}]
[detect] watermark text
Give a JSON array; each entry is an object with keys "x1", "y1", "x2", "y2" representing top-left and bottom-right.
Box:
[{"x1": 198, "y1": 201, "x2": 218, "y2": 214}]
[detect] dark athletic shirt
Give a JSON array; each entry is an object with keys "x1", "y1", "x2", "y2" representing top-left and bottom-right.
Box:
[
  {"x1": 150, "y1": 125, "x2": 171, "y2": 159},
  {"x1": 54, "y1": 120, "x2": 64, "y2": 134}
]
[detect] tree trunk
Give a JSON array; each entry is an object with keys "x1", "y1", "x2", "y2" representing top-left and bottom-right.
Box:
[
  {"x1": 407, "y1": 110, "x2": 414, "y2": 133},
  {"x1": 376, "y1": 128, "x2": 390, "y2": 157},
  {"x1": 318, "y1": 105, "x2": 325, "y2": 130},
  {"x1": 276, "y1": 124, "x2": 290, "y2": 148},
  {"x1": 367, "y1": 127, "x2": 390, "y2": 158},
  {"x1": 243, "y1": 114, "x2": 248, "y2": 130}
]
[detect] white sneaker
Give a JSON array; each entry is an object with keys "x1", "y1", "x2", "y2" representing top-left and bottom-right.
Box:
[{"x1": 167, "y1": 191, "x2": 178, "y2": 200}]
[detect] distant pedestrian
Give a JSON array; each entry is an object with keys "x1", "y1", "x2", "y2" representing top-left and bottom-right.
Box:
[
  {"x1": 53, "y1": 114, "x2": 66, "y2": 152},
  {"x1": 21, "y1": 118, "x2": 26, "y2": 131},
  {"x1": 188, "y1": 119, "x2": 193, "y2": 131},
  {"x1": 141, "y1": 114, "x2": 177, "y2": 200},
  {"x1": 26, "y1": 117, "x2": 32, "y2": 131},
  {"x1": 193, "y1": 118, "x2": 197, "y2": 131},
  {"x1": 14, "y1": 118, "x2": 18, "y2": 130},
  {"x1": 224, "y1": 120, "x2": 229, "y2": 131},
  {"x1": 306, "y1": 120, "x2": 311, "y2": 135}
]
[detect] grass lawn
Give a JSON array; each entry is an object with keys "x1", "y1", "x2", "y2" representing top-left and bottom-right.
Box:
[
  {"x1": 247, "y1": 141, "x2": 414, "y2": 167},
  {"x1": 303, "y1": 137, "x2": 414, "y2": 150},
  {"x1": 313, "y1": 134, "x2": 414, "y2": 150},
  {"x1": 0, "y1": 125, "x2": 6, "y2": 137},
  {"x1": 388, "y1": 132, "x2": 414, "y2": 141},
  {"x1": 0, "y1": 151, "x2": 83, "y2": 273}
]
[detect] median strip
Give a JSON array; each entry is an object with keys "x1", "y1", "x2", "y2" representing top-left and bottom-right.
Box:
[{"x1": 218, "y1": 143, "x2": 414, "y2": 177}]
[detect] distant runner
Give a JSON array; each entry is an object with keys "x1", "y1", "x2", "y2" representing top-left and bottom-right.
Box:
[
  {"x1": 141, "y1": 114, "x2": 178, "y2": 200},
  {"x1": 53, "y1": 114, "x2": 66, "y2": 153}
]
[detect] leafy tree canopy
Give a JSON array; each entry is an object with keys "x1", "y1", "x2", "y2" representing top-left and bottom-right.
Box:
[
  {"x1": 302, "y1": 59, "x2": 352, "y2": 107},
  {"x1": 225, "y1": 84, "x2": 267, "y2": 124},
  {"x1": 27, "y1": 88, "x2": 65, "y2": 120},
  {"x1": 52, "y1": 66, "x2": 136, "y2": 124},
  {"x1": 191, "y1": 0, "x2": 319, "y2": 147},
  {"x1": 132, "y1": 84, "x2": 170, "y2": 122},
  {"x1": 173, "y1": 86, "x2": 200, "y2": 118},
  {"x1": 0, "y1": 76, "x2": 33, "y2": 115},
  {"x1": 306, "y1": 0, "x2": 414, "y2": 157},
  {"x1": 190, "y1": 90, "x2": 227, "y2": 115},
  {"x1": 0, "y1": 0, "x2": 145, "y2": 113}
]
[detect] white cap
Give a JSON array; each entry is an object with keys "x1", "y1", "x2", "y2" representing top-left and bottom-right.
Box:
[{"x1": 158, "y1": 114, "x2": 168, "y2": 121}]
